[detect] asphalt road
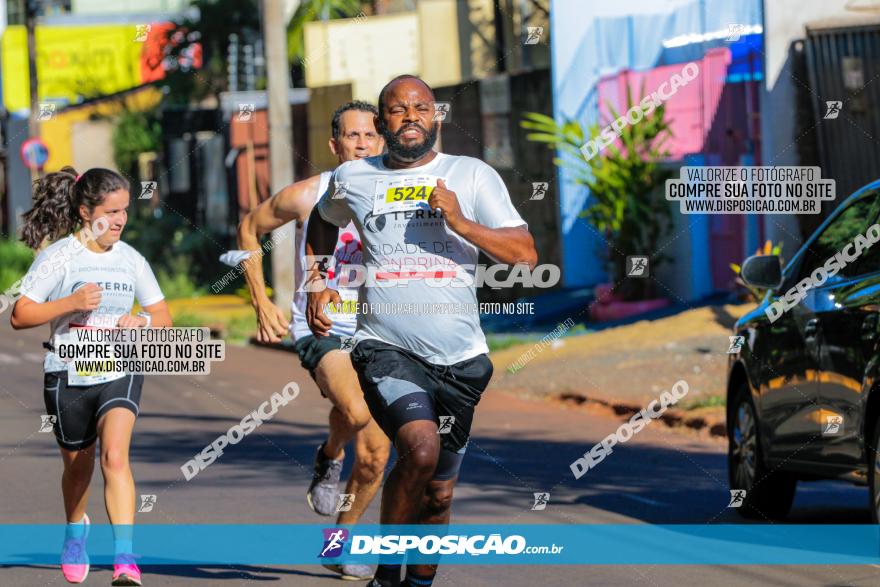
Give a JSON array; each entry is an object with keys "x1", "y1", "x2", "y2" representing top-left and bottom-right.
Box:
[{"x1": 1, "y1": 319, "x2": 878, "y2": 586}]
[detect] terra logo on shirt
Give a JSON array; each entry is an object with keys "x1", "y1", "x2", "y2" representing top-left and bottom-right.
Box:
[{"x1": 71, "y1": 280, "x2": 133, "y2": 294}]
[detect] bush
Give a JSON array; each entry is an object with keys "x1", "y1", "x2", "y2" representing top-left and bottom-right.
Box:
[
  {"x1": 0, "y1": 239, "x2": 35, "y2": 292},
  {"x1": 112, "y1": 110, "x2": 162, "y2": 177},
  {"x1": 123, "y1": 211, "x2": 228, "y2": 300},
  {"x1": 487, "y1": 334, "x2": 534, "y2": 352},
  {"x1": 156, "y1": 256, "x2": 206, "y2": 300},
  {"x1": 684, "y1": 395, "x2": 726, "y2": 410},
  {"x1": 171, "y1": 310, "x2": 255, "y2": 344}
]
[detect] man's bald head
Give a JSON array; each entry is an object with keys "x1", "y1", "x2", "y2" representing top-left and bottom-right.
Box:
[{"x1": 378, "y1": 75, "x2": 435, "y2": 114}]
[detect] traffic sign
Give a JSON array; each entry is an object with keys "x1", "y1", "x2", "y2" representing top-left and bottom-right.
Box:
[{"x1": 20, "y1": 138, "x2": 50, "y2": 170}]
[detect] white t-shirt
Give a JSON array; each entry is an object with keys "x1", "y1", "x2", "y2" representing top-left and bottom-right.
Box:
[
  {"x1": 317, "y1": 153, "x2": 526, "y2": 365},
  {"x1": 290, "y1": 171, "x2": 360, "y2": 341},
  {"x1": 20, "y1": 235, "x2": 165, "y2": 378}
]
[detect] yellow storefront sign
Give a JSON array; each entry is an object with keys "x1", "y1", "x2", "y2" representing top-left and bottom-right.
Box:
[{"x1": 2, "y1": 24, "x2": 146, "y2": 113}]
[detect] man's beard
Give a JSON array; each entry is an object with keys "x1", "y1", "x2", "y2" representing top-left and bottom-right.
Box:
[{"x1": 382, "y1": 121, "x2": 439, "y2": 161}]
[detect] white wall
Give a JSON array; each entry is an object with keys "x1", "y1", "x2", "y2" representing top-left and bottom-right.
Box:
[{"x1": 71, "y1": 120, "x2": 117, "y2": 171}]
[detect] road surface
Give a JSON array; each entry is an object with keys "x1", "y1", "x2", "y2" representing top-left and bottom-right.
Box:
[{"x1": 0, "y1": 320, "x2": 877, "y2": 586}]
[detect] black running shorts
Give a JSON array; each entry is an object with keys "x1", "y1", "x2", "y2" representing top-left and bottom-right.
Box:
[
  {"x1": 349, "y1": 339, "x2": 494, "y2": 480},
  {"x1": 43, "y1": 371, "x2": 143, "y2": 451},
  {"x1": 293, "y1": 334, "x2": 344, "y2": 380}
]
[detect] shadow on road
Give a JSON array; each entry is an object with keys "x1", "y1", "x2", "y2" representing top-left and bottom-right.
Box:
[
  {"x1": 137, "y1": 564, "x2": 337, "y2": 582},
  {"x1": 5, "y1": 408, "x2": 870, "y2": 524},
  {"x1": 710, "y1": 304, "x2": 744, "y2": 330},
  {"x1": 453, "y1": 435, "x2": 869, "y2": 524},
  {"x1": 0, "y1": 564, "x2": 339, "y2": 583}
]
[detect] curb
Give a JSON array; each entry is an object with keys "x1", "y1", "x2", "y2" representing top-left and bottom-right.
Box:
[{"x1": 554, "y1": 392, "x2": 727, "y2": 438}]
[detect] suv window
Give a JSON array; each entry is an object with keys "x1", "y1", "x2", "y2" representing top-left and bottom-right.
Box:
[{"x1": 796, "y1": 193, "x2": 880, "y2": 283}]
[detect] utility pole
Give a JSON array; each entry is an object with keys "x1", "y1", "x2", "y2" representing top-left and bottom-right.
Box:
[
  {"x1": 493, "y1": 0, "x2": 507, "y2": 74},
  {"x1": 25, "y1": 0, "x2": 40, "y2": 183},
  {"x1": 261, "y1": 0, "x2": 296, "y2": 312}
]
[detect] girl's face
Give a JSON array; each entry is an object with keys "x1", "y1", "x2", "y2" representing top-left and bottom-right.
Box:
[{"x1": 82, "y1": 189, "x2": 130, "y2": 247}]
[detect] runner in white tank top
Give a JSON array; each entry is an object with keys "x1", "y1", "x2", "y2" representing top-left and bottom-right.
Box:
[{"x1": 290, "y1": 171, "x2": 359, "y2": 341}]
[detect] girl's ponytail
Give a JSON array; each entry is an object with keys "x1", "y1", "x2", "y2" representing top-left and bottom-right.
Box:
[{"x1": 20, "y1": 166, "x2": 79, "y2": 249}]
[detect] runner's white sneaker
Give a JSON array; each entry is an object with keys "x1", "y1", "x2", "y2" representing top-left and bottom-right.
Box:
[
  {"x1": 307, "y1": 443, "x2": 343, "y2": 516},
  {"x1": 323, "y1": 562, "x2": 374, "y2": 581}
]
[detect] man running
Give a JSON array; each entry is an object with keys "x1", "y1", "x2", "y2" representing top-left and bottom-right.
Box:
[
  {"x1": 237, "y1": 101, "x2": 391, "y2": 581},
  {"x1": 306, "y1": 75, "x2": 538, "y2": 587}
]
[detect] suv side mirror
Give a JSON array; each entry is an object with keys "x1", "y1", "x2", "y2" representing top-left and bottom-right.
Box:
[{"x1": 741, "y1": 255, "x2": 783, "y2": 289}]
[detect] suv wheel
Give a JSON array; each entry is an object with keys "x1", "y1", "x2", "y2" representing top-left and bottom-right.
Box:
[{"x1": 728, "y1": 382, "x2": 796, "y2": 519}]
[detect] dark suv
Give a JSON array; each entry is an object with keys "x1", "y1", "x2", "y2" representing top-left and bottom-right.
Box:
[{"x1": 727, "y1": 180, "x2": 880, "y2": 522}]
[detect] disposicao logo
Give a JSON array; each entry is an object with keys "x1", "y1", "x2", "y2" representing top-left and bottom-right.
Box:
[{"x1": 319, "y1": 528, "x2": 349, "y2": 558}]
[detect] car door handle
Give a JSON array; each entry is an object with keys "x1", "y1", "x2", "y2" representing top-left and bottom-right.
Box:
[{"x1": 804, "y1": 318, "x2": 819, "y2": 337}]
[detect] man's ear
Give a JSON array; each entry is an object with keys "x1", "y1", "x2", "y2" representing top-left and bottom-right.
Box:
[{"x1": 328, "y1": 137, "x2": 339, "y2": 157}]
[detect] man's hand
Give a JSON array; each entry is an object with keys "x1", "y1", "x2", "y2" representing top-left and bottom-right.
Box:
[
  {"x1": 307, "y1": 288, "x2": 341, "y2": 337},
  {"x1": 429, "y1": 179, "x2": 465, "y2": 232},
  {"x1": 255, "y1": 301, "x2": 289, "y2": 343},
  {"x1": 69, "y1": 284, "x2": 102, "y2": 312}
]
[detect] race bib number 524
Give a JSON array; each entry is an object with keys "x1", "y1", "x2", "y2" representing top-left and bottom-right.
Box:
[{"x1": 373, "y1": 175, "x2": 443, "y2": 215}]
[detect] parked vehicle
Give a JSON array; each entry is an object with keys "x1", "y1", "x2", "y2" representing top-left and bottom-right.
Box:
[{"x1": 727, "y1": 180, "x2": 880, "y2": 521}]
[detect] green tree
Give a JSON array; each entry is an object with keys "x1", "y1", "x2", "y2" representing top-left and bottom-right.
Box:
[
  {"x1": 161, "y1": 0, "x2": 262, "y2": 104},
  {"x1": 287, "y1": 0, "x2": 363, "y2": 83},
  {"x1": 111, "y1": 109, "x2": 162, "y2": 178},
  {"x1": 522, "y1": 86, "x2": 674, "y2": 300}
]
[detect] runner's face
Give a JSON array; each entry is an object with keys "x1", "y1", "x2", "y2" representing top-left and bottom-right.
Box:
[
  {"x1": 85, "y1": 189, "x2": 130, "y2": 247},
  {"x1": 332, "y1": 110, "x2": 384, "y2": 163},
  {"x1": 381, "y1": 80, "x2": 438, "y2": 160}
]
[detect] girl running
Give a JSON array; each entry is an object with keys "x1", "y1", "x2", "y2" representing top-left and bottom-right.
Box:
[{"x1": 11, "y1": 167, "x2": 171, "y2": 586}]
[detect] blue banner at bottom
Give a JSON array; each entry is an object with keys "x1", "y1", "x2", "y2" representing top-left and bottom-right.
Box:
[{"x1": 1, "y1": 524, "x2": 879, "y2": 565}]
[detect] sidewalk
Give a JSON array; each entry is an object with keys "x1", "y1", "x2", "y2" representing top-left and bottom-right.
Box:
[{"x1": 488, "y1": 303, "x2": 754, "y2": 438}]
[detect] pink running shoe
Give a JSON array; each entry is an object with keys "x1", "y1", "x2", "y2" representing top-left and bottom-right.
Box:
[
  {"x1": 112, "y1": 554, "x2": 142, "y2": 586},
  {"x1": 61, "y1": 513, "x2": 90, "y2": 584}
]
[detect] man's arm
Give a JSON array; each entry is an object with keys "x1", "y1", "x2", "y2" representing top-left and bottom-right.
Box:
[
  {"x1": 455, "y1": 223, "x2": 537, "y2": 269},
  {"x1": 305, "y1": 207, "x2": 343, "y2": 337},
  {"x1": 429, "y1": 179, "x2": 538, "y2": 269},
  {"x1": 237, "y1": 174, "x2": 321, "y2": 343}
]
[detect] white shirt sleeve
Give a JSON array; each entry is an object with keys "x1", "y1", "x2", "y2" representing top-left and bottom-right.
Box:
[
  {"x1": 472, "y1": 163, "x2": 528, "y2": 230},
  {"x1": 317, "y1": 168, "x2": 354, "y2": 228},
  {"x1": 19, "y1": 248, "x2": 63, "y2": 303},
  {"x1": 135, "y1": 256, "x2": 165, "y2": 307}
]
